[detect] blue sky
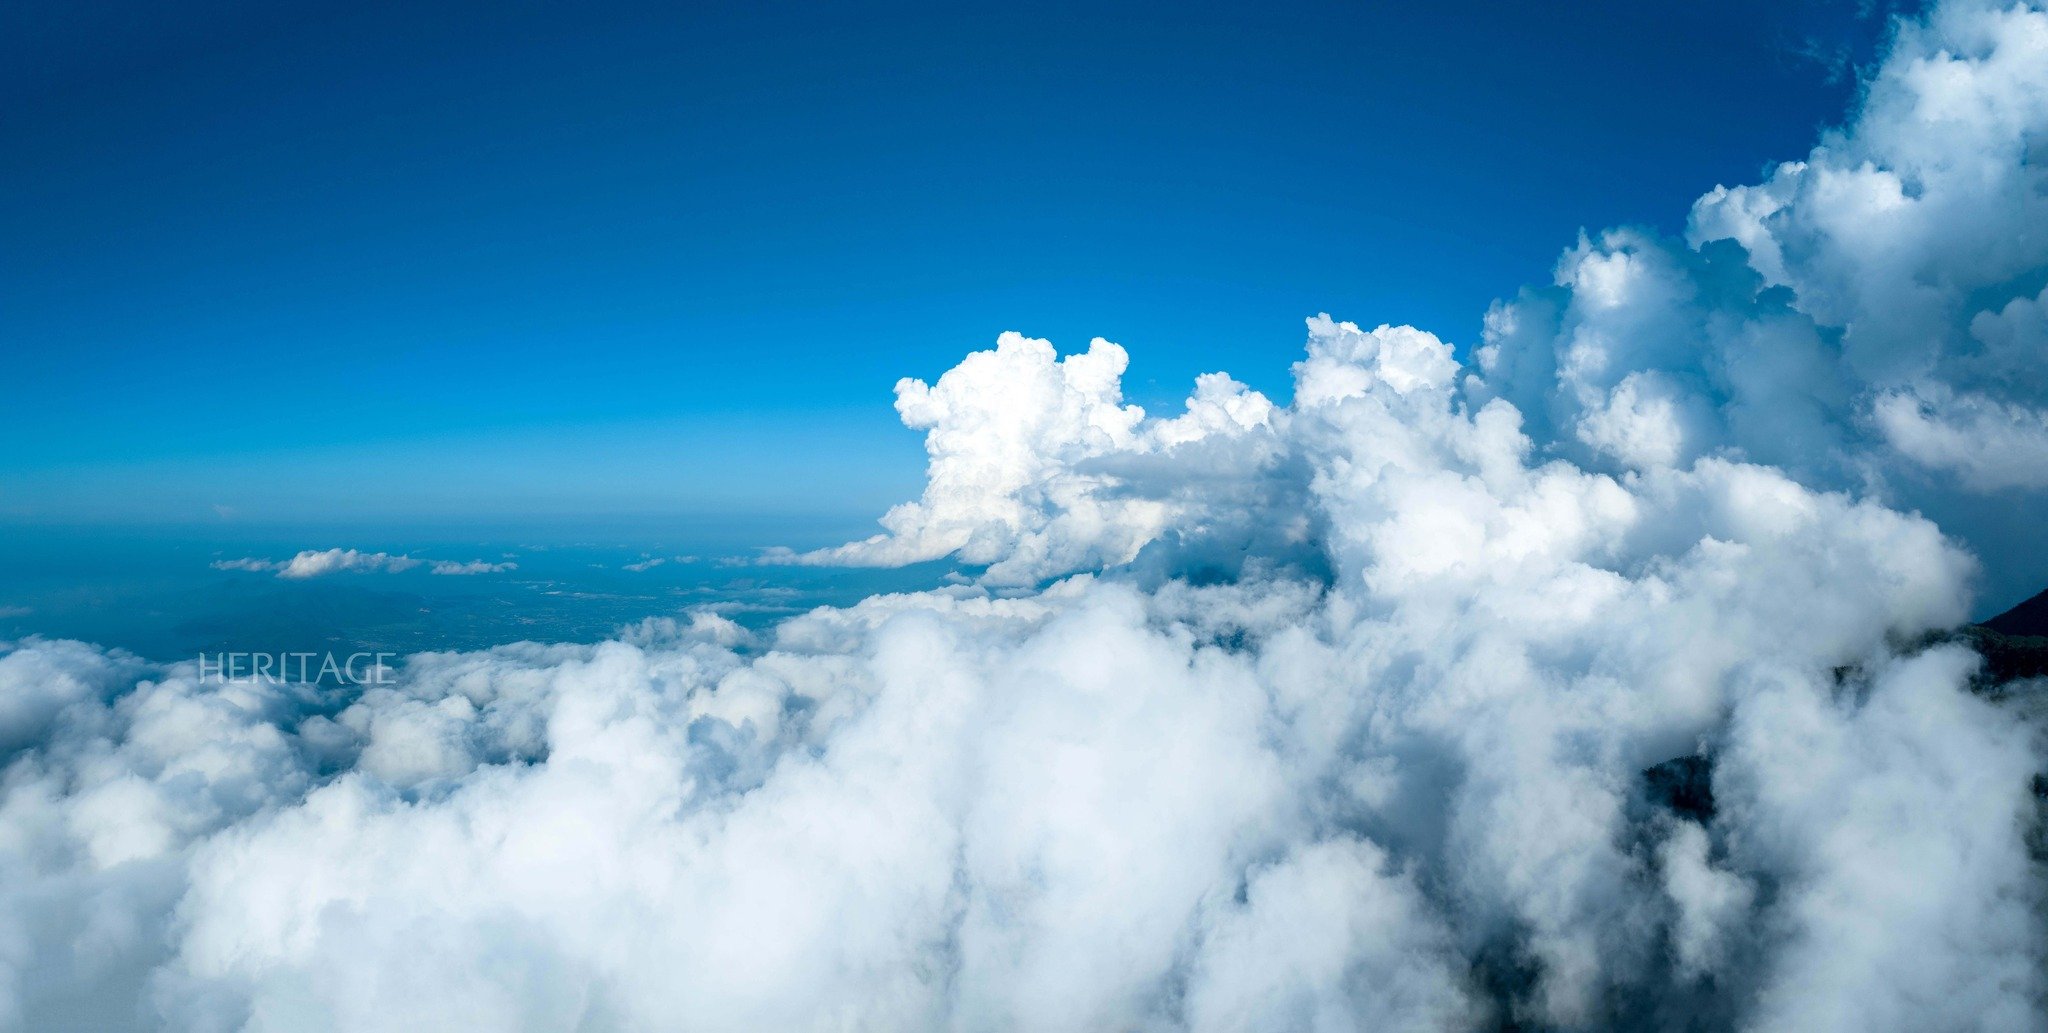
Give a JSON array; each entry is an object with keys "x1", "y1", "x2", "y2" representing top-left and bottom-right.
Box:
[{"x1": 3, "y1": 0, "x2": 1898, "y2": 526}]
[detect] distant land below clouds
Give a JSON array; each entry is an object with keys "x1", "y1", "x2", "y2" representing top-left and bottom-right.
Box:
[{"x1": 0, "y1": 524, "x2": 959, "y2": 663}]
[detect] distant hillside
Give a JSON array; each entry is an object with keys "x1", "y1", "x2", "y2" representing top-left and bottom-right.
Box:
[
  {"x1": 1984, "y1": 589, "x2": 2048, "y2": 638},
  {"x1": 1970, "y1": 588, "x2": 2048, "y2": 683}
]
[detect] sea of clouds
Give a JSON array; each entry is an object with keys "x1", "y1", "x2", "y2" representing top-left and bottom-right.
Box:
[{"x1": 4, "y1": 1, "x2": 2047, "y2": 1029}]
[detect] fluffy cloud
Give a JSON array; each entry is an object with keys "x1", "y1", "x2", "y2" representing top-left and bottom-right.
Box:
[
  {"x1": 2, "y1": 1, "x2": 2045, "y2": 1030},
  {"x1": 0, "y1": 441, "x2": 2031, "y2": 1029},
  {"x1": 761, "y1": 0, "x2": 2048, "y2": 615},
  {"x1": 1471, "y1": 0, "x2": 2048, "y2": 610},
  {"x1": 764, "y1": 332, "x2": 1282, "y2": 586},
  {"x1": 277, "y1": 550, "x2": 421, "y2": 578}
]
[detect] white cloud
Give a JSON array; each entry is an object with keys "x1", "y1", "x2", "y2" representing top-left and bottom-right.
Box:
[
  {"x1": 761, "y1": 331, "x2": 1281, "y2": 586},
  {"x1": 278, "y1": 549, "x2": 421, "y2": 579},
  {"x1": 0, "y1": 448, "x2": 2029, "y2": 1029},
  {"x1": 1871, "y1": 384, "x2": 2048, "y2": 490},
  {"x1": 1464, "y1": 0, "x2": 2048, "y2": 609},
  {"x1": 764, "y1": 0, "x2": 2048, "y2": 612},
  {"x1": 214, "y1": 551, "x2": 515, "y2": 578},
  {"x1": 210, "y1": 557, "x2": 281, "y2": 573},
  {"x1": 429, "y1": 560, "x2": 518, "y2": 576}
]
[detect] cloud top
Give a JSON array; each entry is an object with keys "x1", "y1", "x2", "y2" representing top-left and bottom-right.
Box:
[{"x1": 771, "y1": 0, "x2": 2048, "y2": 612}]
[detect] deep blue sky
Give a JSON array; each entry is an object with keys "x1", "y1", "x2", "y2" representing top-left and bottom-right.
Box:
[{"x1": 3, "y1": 0, "x2": 1899, "y2": 527}]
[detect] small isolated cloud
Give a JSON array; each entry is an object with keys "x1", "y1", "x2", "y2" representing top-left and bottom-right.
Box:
[
  {"x1": 278, "y1": 549, "x2": 420, "y2": 579},
  {"x1": 430, "y1": 560, "x2": 518, "y2": 576},
  {"x1": 622, "y1": 557, "x2": 667, "y2": 572},
  {"x1": 213, "y1": 550, "x2": 424, "y2": 579},
  {"x1": 210, "y1": 557, "x2": 281, "y2": 573}
]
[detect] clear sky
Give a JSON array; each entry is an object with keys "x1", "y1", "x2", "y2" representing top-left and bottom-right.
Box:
[{"x1": 3, "y1": 0, "x2": 1901, "y2": 527}]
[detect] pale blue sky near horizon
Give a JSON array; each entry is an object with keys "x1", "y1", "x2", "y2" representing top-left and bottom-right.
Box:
[{"x1": 4, "y1": 0, "x2": 1905, "y2": 527}]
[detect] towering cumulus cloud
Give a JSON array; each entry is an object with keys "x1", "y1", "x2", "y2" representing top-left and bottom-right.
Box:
[
  {"x1": 763, "y1": 332, "x2": 1285, "y2": 587},
  {"x1": 3, "y1": 2, "x2": 2046, "y2": 1030},
  {"x1": 1477, "y1": 0, "x2": 2048, "y2": 612}
]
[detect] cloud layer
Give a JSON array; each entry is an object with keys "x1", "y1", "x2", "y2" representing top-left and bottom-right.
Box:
[{"x1": 4, "y1": 2, "x2": 2047, "y2": 1030}]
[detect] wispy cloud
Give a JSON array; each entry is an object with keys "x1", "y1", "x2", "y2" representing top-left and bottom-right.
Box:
[
  {"x1": 429, "y1": 559, "x2": 518, "y2": 576},
  {"x1": 209, "y1": 557, "x2": 282, "y2": 573},
  {"x1": 213, "y1": 549, "x2": 514, "y2": 579}
]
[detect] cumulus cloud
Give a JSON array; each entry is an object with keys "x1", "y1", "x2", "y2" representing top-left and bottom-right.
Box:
[
  {"x1": 759, "y1": 0, "x2": 2048, "y2": 615},
  {"x1": 762, "y1": 332, "x2": 1283, "y2": 586},
  {"x1": 1470, "y1": 0, "x2": 2048, "y2": 609},
  {"x1": 0, "y1": 446, "x2": 2033, "y2": 1030},
  {"x1": 277, "y1": 550, "x2": 422, "y2": 578},
  {"x1": 2, "y1": 1, "x2": 2046, "y2": 1030}
]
